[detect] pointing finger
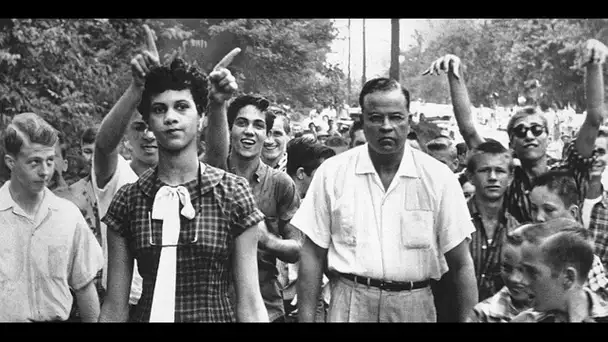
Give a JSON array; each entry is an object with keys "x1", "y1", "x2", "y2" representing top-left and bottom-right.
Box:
[
  {"x1": 143, "y1": 24, "x2": 159, "y2": 60},
  {"x1": 214, "y1": 48, "x2": 241, "y2": 70}
]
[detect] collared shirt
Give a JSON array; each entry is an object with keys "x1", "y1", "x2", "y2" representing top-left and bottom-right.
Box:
[
  {"x1": 91, "y1": 154, "x2": 143, "y2": 305},
  {"x1": 505, "y1": 143, "x2": 596, "y2": 224},
  {"x1": 587, "y1": 255, "x2": 608, "y2": 301},
  {"x1": 468, "y1": 195, "x2": 521, "y2": 301},
  {"x1": 0, "y1": 182, "x2": 103, "y2": 322},
  {"x1": 291, "y1": 144, "x2": 475, "y2": 282},
  {"x1": 468, "y1": 286, "x2": 531, "y2": 323},
  {"x1": 228, "y1": 158, "x2": 300, "y2": 322},
  {"x1": 588, "y1": 193, "x2": 608, "y2": 272},
  {"x1": 102, "y1": 163, "x2": 264, "y2": 322},
  {"x1": 69, "y1": 176, "x2": 103, "y2": 295},
  {"x1": 511, "y1": 287, "x2": 608, "y2": 322},
  {"x1": 273, "y1": 153, "x2": 288, "y2": 174}
]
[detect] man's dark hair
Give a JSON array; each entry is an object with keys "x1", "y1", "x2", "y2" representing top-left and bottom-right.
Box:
[
  {"x1": 406, "y1": 131, "x2": 418, "y2": 140},
  {"x1": 227, "y1": 94, "x2": 274, "y2": 134},
  {"x1": 465, "y1": 139, "x2": 513, "y2": 174},
  {"x1": 286, "y1": 137, "x2": 336, "y2": 177},
  {"x1": 325, "y1": 136, "x2": 348, "y2": 148},
  {"x1": 359, "y1": 78, "x2": 410, "y2": 112},
  {"x1": 138, "y1": 58, "x2": 209, "y2": 122},
  {"x1": 349, "y1": 120, "x2": 364, "y2": 146},
  {"x1": 81, "y1": 126, "x2": 98, "y2": 145},
  {"x1": 531, "y1": 169, "x2": 579, "y2": 208}
]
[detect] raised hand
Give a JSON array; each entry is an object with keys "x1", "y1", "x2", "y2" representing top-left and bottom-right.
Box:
[
  {"x1": 580, "y1": 39, "x2": 608, "y2": 67},
  {"x1": 130, "y1": 24, "x2": 161, "y2": 88},
  {"x1": 422, "y1": 54, "x2": 462, "y2": 79},
  {"x1": 208, "y1": 48, "x2": 241, "y2": 104}
]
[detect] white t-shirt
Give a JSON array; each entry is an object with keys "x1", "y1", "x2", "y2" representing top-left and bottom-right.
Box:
[
  {"x1": 91, "y1": 154, "x2": 143, "y2": 305},
  {"x1": 583, "y1": 195, "x2": 603, "y2": 229}
]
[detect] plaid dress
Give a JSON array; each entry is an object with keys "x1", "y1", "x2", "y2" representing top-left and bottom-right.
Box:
[
  {"x1": 102, "y1": 164, "x2": 264, "y2": 322},
  {"x1": 588, "y1": 195, "x2": 608, "y2": 274}
]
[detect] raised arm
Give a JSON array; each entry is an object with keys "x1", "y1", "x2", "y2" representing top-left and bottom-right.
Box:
[
  {"x1": 575, "y1": 39, "x2": 607, "y2": 158},
  {"x1": 203, "y1": 48, "x2": 241, "y2": 170},
  {"x1": 94, "y1": 24, "x2": 160, "y2": 188},
  {"x1": 423, "y1": 54, "x2": 485, "y2": 149}
]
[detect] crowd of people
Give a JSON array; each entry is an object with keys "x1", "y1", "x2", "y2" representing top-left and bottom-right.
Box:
[{"x1": 1, "y1": 24, "x2": 608, "y2": 323}]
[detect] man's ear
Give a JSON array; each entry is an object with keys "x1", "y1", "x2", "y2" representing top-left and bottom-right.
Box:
[
  {"x1": 563, "y1": 266, "x2": 578, "y2": 290},
  {"x1": 4, "y1": 154, "x2": 15, "y2": 172},
  {"x1": 296, "y1": 167, "x2": 306, "y2": 180}
]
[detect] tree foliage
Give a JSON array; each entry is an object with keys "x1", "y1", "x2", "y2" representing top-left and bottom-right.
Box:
[
  {"x1": 398, "y1": 19, "x2": 608, "y2": 111},
  {"x1": 0, "y1": 18, "x2": 347, "y2": 182}
]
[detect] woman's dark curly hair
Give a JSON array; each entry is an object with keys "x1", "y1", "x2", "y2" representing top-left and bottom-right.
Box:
[{"x1": 138, "y1": 58, "x2": 209, "y2": 121}]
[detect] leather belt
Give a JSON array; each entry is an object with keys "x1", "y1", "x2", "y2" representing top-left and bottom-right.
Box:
[{"x1": 340, "y1": 273, "x2": 430, "y2": 292}]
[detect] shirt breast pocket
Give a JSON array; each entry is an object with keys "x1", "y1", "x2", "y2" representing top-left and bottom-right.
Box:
[
  {"x1": 400, "y1": 210, "x2": 434, "y2": 249},
  {"x1": 332, "y1": 197, "x2": 356, "y2": 247}
]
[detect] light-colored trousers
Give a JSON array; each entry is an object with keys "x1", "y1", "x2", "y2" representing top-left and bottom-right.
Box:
[{"x1": 327, "y1": 276, "x2": 437, "y2": 322}]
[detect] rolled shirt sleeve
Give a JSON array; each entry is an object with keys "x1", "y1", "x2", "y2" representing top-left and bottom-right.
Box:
[
  {"x1": 230, "y1": 177, "x2": 265, "y2": 237},
  {"x1": 436, "y1": 172, "x2": 476, "y2": 255}
]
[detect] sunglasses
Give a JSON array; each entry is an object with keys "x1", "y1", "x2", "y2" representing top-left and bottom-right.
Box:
[{"x1": 511, "y1": 124, "x2": 546, "y2": 139}]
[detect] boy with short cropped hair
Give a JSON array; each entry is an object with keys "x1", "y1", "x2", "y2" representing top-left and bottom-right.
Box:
[
  {"x1": 511, "y1": 220, "x2": 608, "y2": 322},
  {"x1": 528, "y1": 171, "x2": 608, "y2": 300},
  {"x1": 468, "y1": 225, "x2": 533, "y2": 322}
]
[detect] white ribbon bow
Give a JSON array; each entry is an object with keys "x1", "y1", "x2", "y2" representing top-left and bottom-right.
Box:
[{"x1": 149, "y1": 185, "x2": 195, "y2": 322}]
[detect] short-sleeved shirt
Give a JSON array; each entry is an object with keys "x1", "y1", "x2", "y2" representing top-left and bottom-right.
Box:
[
  {"x1": 505, "y1": 143, "x2": 596, "y2": 224},
  {"x1": 291, "y1": 144, "x2": 475, "y2": 282},
  {"x1": 468, "y1": 286, "x2": 530, "y2": 323},
  {"x1": 511, "y1": 287, "x2": 608, "y2": 323},
  {"x1": 229, "y1": 159, "x2": 300, "y2": 322},
  {"x1": 588, "y1": 194, "x2": 608, "y2": 272},
  {"x1": 102, "y1": 163, "x2": 264, "y2": 322},
  {"x1": 91, "y1": 154, "x2": 143, "y2": 305},
  {"x1": 0, "y1": 182, "x2": 104, "y2": 322}
]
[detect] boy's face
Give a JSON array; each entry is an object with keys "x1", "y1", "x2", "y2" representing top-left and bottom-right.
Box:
[
  {"x1": 501, "y1": 244, "x2": 531, "y2": 303},
  {"x1": 469, "y1": 153, "x2": 511, "y2": 201},
  {"x1": 230, "y1": 105, "x2": 267, "y2": 160},
  {"x1": 529, "y1": 185, "x2": 577, "y2": 223},
  {"x1": 520, "y1": 240, "x2": 566, "y2": 312},
  {"x1": 591, "y1": 136, "x2": 608, "y2": 177}
]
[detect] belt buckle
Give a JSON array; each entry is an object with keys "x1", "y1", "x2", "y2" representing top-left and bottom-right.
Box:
[{"x1": 408, "y1": 281, "x2": 414, "y2": 290}]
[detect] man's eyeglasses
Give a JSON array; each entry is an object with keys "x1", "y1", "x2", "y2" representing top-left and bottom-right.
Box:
[{"x1": 511, "y1": 124, "x2": 546, "y2": 139}]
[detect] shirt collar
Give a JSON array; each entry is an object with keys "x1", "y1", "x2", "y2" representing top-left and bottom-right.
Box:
[
  {"x1": 0, "y1": 181, "x2": 60, "y2": 212},
  {"x1": 138, "y1": 163, "x2": 224, "y2": 200},
  {"x1": 253, "y1": 159, "x2": 269, "y2": 183},
  {"x1": 354, "y1": 144, "x2": 418, "y2": 178}
]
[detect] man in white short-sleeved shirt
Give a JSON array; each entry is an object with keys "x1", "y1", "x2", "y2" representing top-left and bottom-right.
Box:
[
  {"x1": 292, "y1": 78, "x2": 478, "y2": 322},
  {"x1": 0, "y1": 113, "x2": 103, "y2": 322}
]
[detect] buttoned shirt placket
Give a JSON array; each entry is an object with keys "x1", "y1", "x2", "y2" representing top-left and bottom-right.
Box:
[{"x1": 13, "y1": 203, "x2": 52, "y2": 321}]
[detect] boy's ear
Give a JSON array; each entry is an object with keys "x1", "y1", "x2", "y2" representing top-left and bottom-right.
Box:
[{"x1": 568, "y1": 204, "x2": 581, "y2": 222}]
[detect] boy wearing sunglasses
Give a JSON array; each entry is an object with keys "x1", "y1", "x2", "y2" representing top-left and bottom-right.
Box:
[{"x1": 423, "y1": 39, "x2": 608, "y2": 225}]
